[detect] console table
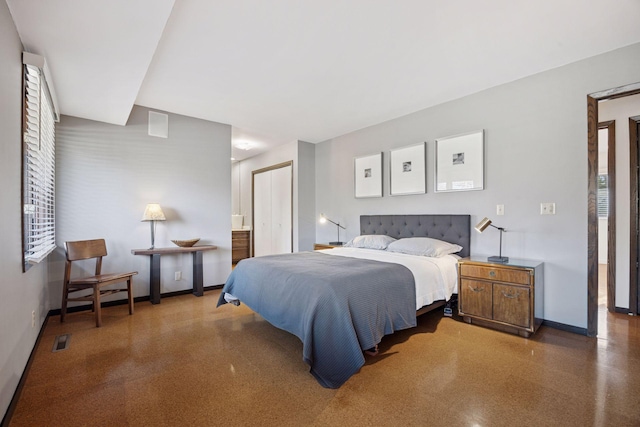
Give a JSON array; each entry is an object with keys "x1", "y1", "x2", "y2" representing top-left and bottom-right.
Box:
[{"x1": 131, "y1": 245, "x2": 218, "y2": 304}]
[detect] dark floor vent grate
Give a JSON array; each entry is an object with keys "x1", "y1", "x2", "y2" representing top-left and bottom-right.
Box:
[{"x1": 52, "y1": 334, "x2": 71, "y2": 352}]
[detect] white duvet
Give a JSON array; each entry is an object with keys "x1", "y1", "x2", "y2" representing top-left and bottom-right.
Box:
[{"x1": 319, "y1": 247, "x2": 459, "y2": 310}]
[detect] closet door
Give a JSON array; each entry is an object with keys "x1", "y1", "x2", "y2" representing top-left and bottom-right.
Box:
[
  {"x1": 252, "y1": 162, "x2": 293, "y2": 257},
  {"x1": 253, "y1": 170, "x2": 272, "y2": 257},
  {"x1": 271, "y1": 165, "x2": 292, "y2": 254}
]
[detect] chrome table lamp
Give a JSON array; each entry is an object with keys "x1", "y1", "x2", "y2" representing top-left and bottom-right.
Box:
[
  {"x1": 320, "y1": 214, "x2": 346, "y2": 246},
  {"x1": 475, "y1": 217, "x2": 508, "y2": 263}
]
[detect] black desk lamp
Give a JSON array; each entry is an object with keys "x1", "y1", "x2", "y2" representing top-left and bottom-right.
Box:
[
  {"x1": 475, "y1": 217, "x2": 508, "y2": 263},
  {"x1": 320, "y1": 214, "x2": 346, "y2": 246}
]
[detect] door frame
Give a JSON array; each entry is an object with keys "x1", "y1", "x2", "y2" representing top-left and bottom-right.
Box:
[
  {"x1": 587, "y1": 82, "x2": 640, "y2": 336},
  {"x1": 630, "y1": 116, "x2": 640, "y2": 315},
  {"x1": 597, "y1": 120, "x2": 616, "y2": 313}
]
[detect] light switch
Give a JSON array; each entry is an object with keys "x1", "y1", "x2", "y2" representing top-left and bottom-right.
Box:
[
  {"x1": 497, "y1": 204, "x2": 504, "y2": 216},
  {"x1": 540, "y1": 202, "x2": 556, "y2": 215}
]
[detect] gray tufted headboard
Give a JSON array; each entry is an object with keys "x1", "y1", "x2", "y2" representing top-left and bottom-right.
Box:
[{"x1": 360, "y1": 214, "x2": 471, "y2": 258}]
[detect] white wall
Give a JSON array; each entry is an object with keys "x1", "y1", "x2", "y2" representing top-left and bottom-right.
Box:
[
  {"x1": 0, "y1": 1, "x2": 51, "y2": 419},
  {"x1": 315, "y1": 42, "x2": 640, "y2": 329},
  {"x1": 52, "y1": 106, "x2": 232, "y2": 307},
  {"x1": 598, "y1": 218, "x2": 608, "y2": 264},
  {"x1": 599, "y1": 93, "x2": 640, "y2": 309},
  {"x1": 235, "y1": 140, "x2": 316, "y2": 252}
]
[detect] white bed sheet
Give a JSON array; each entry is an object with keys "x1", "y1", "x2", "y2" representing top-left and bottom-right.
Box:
[{"x1": 319, "y1": 247, "x2": 459, "y2": 310}]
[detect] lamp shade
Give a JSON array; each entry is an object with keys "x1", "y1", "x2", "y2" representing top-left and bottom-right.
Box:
[
  {"x1": 141, "y1": 203, "x2": 166, "y2": 221},
  {"x1": 475, "y1": 217, "x2": 492, "y2": 233}
]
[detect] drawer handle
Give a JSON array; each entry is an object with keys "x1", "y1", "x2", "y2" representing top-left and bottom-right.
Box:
[
  {"x1": 489, "y1": 271, "x2": 496, "y2": 277},
  {"x1": 468, "y1": 284, "x2": 485, "y2": 293},
  {"x1": 501, "y1": 290, "x2": 520, "y2": 299}
]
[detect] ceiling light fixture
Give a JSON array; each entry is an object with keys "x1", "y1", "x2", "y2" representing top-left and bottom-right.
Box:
[{"x1": 235, "y1": 142, "x2": 253, "y2": 151}]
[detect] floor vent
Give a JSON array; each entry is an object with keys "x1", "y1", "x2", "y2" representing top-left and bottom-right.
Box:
[{"x1": 52, "y1": 334, "x2": 71, "y2": 352}]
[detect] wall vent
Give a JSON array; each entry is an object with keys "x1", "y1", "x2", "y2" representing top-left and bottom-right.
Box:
[{"x1": 148, "y1": 111, "x2": 168, "y2": 138}]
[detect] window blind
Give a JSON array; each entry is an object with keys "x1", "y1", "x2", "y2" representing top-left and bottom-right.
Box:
[
  {"x1": 597, "y1": 174, "x2": 608, "y2": 218},
  {"x1": 23, "y1": 63, "x2": 56, "y2": 267}
]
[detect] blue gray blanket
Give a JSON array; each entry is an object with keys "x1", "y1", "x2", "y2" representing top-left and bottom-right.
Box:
[{"x1": 217, "y1": 251, "x2": 416, "y2": 388}]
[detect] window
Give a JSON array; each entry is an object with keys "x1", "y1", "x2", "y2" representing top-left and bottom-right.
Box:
[
  {"x1": 597, "y1": 174, "x2": 608, "y2": 218},
  {"x1": 22, "y1": 61, "x2": 56, "y2": 270}
]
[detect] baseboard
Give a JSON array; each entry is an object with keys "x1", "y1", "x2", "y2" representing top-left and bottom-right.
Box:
[
  {"x1": 47, "y1": 284, "x2": 224, "y2": 316},
  {"x1": 614, "y1": 306, "x2": 631, "y2": 314},
  {"x1": 157, "y1": 284, "x2": 223, "y2": 300},
  {"x1": 1, "y1": 315, "x2": 50, "y2": 427},
  {"x1": 542, "y1": 319, "x2": 588, "y2": 336}
]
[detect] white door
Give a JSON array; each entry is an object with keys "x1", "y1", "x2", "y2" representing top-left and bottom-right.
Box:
[
  {"x1": 253, "y1": 170, "x2": 272, "y2": 257},
  {"x1": 270, "y1": 165, "x2": 292, "y2": 254},
  {"x1": 252, "y1": 163, "x2": 293, "y2": 257}
]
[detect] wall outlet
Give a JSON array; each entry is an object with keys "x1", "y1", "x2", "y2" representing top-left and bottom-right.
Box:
[
  {"x1": 540, "y1": 202, "x2": 556, "y2": 215},
  {"x1": 31, "y1": 310, "x2": 35, "y2": 328},
  {"x1": 175, "y1": 271, "x2": 182, "y2": 281},
  {"x1": 496, "y1": 204, "x2": 504, "y2": 216}
]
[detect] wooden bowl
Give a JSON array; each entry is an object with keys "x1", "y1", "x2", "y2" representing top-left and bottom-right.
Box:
[{"x1": 171, "y1": 238, "x2": 200, "y2": 247}]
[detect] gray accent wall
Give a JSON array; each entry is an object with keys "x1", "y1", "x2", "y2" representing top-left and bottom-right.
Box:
[
  {"x1": 297, "y1": 141, "x2": 316, "y2": 252},
  {"x1": 0, "y1": 1, "x2": 51, "y2": 419},
  {"x1": 52, "y1": 106, "x2": 232, "y2": 308},
  {"x1": 315, "y1": 42, "x2": 640, "y2": 329}
]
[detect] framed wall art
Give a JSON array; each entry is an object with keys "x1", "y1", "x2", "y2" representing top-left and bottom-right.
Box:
[
  {"x1": 435, "y1": 130, "x2": 484, "y2": 192},
  {"x1": 390, "y1": 142, "x2": 426, "y2": 195},
  {"x1": 354, "y1": 152, "x2": 383, "y2": 198}
]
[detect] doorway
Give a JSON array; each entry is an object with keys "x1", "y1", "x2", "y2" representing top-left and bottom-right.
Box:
[
  {"x1": 588, "y1": 84, "x2": 640, "y2": 336},
  {"x1": 597, "y1": 120, "x2": 615, "y2": 313}
]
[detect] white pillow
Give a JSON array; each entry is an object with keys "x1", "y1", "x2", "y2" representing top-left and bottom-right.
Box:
[
  {"x1": 343, "y1": 235, "x2": 397, "y2": 250},
  {"x1": 386, "y1": 237, "x2": 462, "y2": 257}
]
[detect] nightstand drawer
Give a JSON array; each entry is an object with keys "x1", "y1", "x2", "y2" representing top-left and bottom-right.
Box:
[
  {"x1": 460, "y1": 264, "x2": 531, "y2": 285},
  {"x1": 232, "y1": 239, "x2": 249, "y2": 249},
  {"x1": 460, "y1": 279, "x2": 493, "y2": 319},
  {"x1": 492, "y1": 284, "x2": 531, "y2": 328}
]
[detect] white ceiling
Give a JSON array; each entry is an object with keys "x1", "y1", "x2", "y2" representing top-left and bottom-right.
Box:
[{"x1": 7, "y1": 0, "x2": 640, "y2": 161}]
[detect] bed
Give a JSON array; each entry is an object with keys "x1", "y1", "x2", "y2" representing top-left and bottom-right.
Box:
[{"x1": 217, "y1": 214, "x2": 470, "y2": 388}]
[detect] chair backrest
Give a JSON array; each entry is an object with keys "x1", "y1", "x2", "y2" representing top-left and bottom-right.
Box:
[{"x1": 65, "y1": 239, "x2": 108, "y2": 261}]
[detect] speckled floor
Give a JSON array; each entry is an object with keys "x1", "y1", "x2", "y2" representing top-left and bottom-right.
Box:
[{"x1": 8, "y1": 289, "x2": 640, "y2": 426}]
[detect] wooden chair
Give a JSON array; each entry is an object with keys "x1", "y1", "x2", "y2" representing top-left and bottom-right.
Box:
[{"x1": 62, "y1": 239, "x2": 138, "y2": 327}]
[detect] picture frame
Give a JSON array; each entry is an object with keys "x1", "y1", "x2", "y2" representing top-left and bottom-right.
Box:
[
  {"x1": 354, "y1": 152, "x2": 383, "y2": 198},
  {"x1": 435, "y1": 130, "x2": 484, "y2": 192},
  {"x1": 390, "y1": 142, "x2": 426, "y2": 195}
]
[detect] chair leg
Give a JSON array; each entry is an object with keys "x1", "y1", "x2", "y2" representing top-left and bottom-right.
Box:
[
  {"x1": 61, "y1": 282, "x2": 69, "y2": 323},
  {"x1": 127, "y1": 278, "x2": 134, "y2": 315},
  {"x1": 94, "y1": 285, "x2": 102, "y2": 328}
]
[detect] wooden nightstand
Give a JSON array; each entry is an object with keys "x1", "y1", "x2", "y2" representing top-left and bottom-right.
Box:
[
  {"x1": 313, "y1": 243, "x2": 343, "y2": 250},
  {"x1": 458, "y1": 257, "x2": 544, "y2": 337},
  {"x1": 232, "y1": 230, "x2": 250, "y2": 263}
]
